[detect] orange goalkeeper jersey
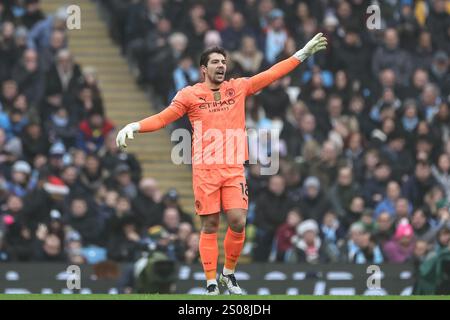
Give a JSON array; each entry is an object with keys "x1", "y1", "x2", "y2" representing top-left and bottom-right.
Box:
[{"x1": 138, "y1": 56, "x2": 300, "y2": 169}]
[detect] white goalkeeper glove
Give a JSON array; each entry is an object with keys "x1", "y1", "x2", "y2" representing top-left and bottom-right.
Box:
[
  {"x1": 293, "y1": 32, "x2": 328, "y2": 62},
  {"x1": 116, "y1": 122, "x2": 140, "y2": 149}
]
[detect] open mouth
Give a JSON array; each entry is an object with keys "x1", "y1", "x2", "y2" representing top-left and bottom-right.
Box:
[{"x1": 216, "y1": 70, "x2": 225, "y2": 76}]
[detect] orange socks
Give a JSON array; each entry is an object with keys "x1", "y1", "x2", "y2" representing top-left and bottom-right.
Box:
[
  {"x1": 200, "y1": 229, "x2": 246, "y2": 282},
  {"x1": 199, "y1": 232, "x2": 219, "y2": 281},
  {"x1": 223, "y1": 228, "x2": 245, "y2": 272}
]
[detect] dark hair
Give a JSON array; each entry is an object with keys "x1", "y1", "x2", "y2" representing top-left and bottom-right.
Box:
[{"x1": 199, "y1": 47, "x2": 226, "y2": 67}]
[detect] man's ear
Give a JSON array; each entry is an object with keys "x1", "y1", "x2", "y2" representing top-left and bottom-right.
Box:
[{"x1": 200, "y1": 65, "x2": 207, "y2": 79}]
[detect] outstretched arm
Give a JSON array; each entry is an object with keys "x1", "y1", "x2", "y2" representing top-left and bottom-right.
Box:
[
  {"x1": 247, "y1": 33, "x2": 327, "y2": 95},
  {"x1": 116, "y1": 97, "x2": 187, "y2": 149}
]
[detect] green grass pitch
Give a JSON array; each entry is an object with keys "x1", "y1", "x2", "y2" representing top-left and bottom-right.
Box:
[{"x1": 0, "y1": 294, "x2": 449, "y2": 300}]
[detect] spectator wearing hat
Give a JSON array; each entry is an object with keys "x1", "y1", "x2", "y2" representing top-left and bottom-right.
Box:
[
  {"x1": 289, "y1": 219, "x2": 330, "y2": 264},
  {"x1": 263, "y1": 9, "x2": 288, "y2": 65},
  {"x1": 6, "y1": 160, "x2": 32, "y2": 197},
  {"x1": 383, "y1": 218, "x2": 416, "y2": 263},
  {"x1": 0, "y1": 127, "x2": 22, "y2": 172},
  {"x1": 143, "y1": 224, "x2": 176, "y2": 259},
  {"x1": 297, "y1": 176, "x2": 330, "y2": 222},
  {"x1": 46, "y1": 209, "x2": 65, "y2": 242},
  {"x1": 344, "y1": 222, "x2": 365, "y2": 263},
  {"x1": 65, "y1": 230, "x2": 86, "y2": 264},
  {"x1": 43, "y1": 141, "x2": 66, "y2": 177}
]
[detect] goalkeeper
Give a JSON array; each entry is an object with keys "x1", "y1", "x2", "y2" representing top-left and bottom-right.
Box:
[{"x1": 117, "y1": 33, "x2": 327, "y2": 295}]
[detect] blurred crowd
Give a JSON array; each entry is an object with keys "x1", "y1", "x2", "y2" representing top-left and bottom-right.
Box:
[
  {"x1": 100, "y1": 0, "x2": 450, "y2": 267},
  {"x1": 0, "y1": 0, "x2": 199, "y2": 265}
]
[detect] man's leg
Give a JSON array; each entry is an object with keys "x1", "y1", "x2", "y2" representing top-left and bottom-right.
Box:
[
  {"x1": 217, "y1": 208, "x2": 246, "y2": 294},
  {"x1": 218, "y1": 164, "x2": 248, "y2": 294},
  {"x1": 199, "y1": 213, "x2": 220, "y2": 291},
  {"x1": 223, "y1": 208, "x2": 247, "y2": 275}
]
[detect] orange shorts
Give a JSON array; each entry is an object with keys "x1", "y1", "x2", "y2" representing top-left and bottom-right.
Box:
[{"x1": 192, "y1": 166, "x2": 248, "y2": 215}]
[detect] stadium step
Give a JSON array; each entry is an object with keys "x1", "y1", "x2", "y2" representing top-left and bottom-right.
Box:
[{"x1": 41, "y1": 1, "x2": 197, "y2": 218}]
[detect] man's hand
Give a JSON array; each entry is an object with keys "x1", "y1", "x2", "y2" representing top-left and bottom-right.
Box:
[
  {"x1": 116, "y1": 122, "x2": 140, "y2": 149},
  {"x1": 293, "y1": 32, "x2": 328, "y2": 62}
]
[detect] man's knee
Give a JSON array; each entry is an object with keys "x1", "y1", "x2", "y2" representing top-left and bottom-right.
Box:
[
  {"x1": 201, "y1": 214, "x2": 220, "y2": 233},
  {"x1": 227, "y1": 211, "x2": 247, "y2": 233}
]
